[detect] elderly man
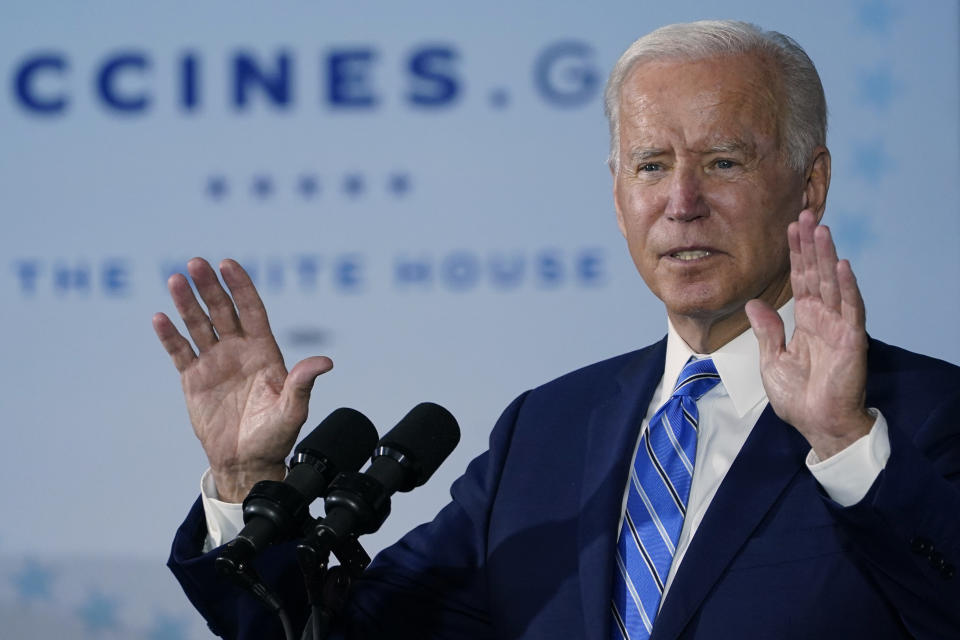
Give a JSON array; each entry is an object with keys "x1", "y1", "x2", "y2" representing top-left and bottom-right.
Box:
[{"x1": 158, "y1": 20, "x2": 960, "y2": 640}]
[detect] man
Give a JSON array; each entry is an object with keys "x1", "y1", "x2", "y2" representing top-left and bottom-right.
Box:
[{"x1": 157, "y1": 21, "x2": 960, "y2": 639}]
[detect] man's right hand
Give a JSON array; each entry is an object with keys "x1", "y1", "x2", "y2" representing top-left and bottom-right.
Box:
[{"x1": 152, "y1": 258, "x2": 333, "y2": 503}]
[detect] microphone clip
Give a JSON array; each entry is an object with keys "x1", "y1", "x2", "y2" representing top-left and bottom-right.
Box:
[
  {"x1": 322, "y1": 471, "x2": 393, "y2": 537},
  {"x1": 241, "y1": 479, "x2": 312, "y2": 536}
]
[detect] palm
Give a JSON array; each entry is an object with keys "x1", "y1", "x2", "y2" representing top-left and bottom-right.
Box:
[
  {"x1": 182, "y1": 335, "x2": 294, "y2": 471},
  {"x1": 761, "y1": 298, "x2": 866, "y2": 432},
  {"x1": 746, "y1": 211, "x2": 872, "y2": 458},
  {"x1": 153, "y1": 258, "x2": 332, "y2": 502}
]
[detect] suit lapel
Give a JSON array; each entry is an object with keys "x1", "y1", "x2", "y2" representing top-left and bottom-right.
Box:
[
  {"x1": 649, "y1": 406, "x2": 810, "y2": 640},
  {"x1": 577, "y1": 339, "x2": 666, "y2": 640}
]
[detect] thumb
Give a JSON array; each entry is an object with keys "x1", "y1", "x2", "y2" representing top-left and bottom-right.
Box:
[
  {"x1": 280, "y1": 356, "x2": 334, "y2": 423},
  {"x1": 744, "y1": 299, "x2": 785, "y2": 364}
]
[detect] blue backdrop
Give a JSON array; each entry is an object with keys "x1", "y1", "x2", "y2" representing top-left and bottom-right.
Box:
[{"x1": 1, "y1": 1, "x2": 957, "y2": 637}]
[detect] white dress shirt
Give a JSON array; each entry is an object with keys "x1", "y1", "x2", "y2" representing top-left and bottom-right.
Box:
[{"x1": 202, "y1": 300, "x2": 892, "y2": 569}]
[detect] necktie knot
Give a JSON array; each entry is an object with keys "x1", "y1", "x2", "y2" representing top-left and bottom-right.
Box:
[{"x1": 671, "y1": 357, "x2": 720, "y2": 402}]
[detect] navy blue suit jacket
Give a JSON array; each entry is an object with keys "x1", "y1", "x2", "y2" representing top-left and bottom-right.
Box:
[{"x1": 169, "y1": 337, "x2": 960, "y2": 639}]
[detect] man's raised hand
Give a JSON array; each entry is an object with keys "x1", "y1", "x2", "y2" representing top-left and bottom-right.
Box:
[
  {"x1": 152, "y1": 258, "x2": 333, "y2": 503},
  {"x1": 745, "y1": 210, "x2": 873, "y2": 460}
]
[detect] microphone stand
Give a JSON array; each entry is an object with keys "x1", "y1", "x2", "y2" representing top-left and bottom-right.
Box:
[
  {"x1": 296, "y1": 525, "x2": 371, "y2": 640},
  {"x1": 296, "y1": 470, "x2": 392, "y2": 639},
  {"x1": 216, "y1": 507, "x2": 373, "y2": 640}
]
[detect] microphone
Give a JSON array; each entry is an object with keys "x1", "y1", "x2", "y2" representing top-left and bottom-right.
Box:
[
  {"x1": 305, "y1": 402, "x2": 460, "y2": 553},
  {"x1": 216, "y1": 407, "x2": 379, "y2": 571}
]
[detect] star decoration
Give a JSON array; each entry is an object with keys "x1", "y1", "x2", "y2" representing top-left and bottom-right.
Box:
[
  {"x1": 489, "y1": 88, "x2": 510, "y2": 109},
  {"x1": 343, "y1": 174, "x2": 365, "y2": 197},
  {"x1": 206, "y1": 176, "x2": 227, "y2": 200},
  {"x1": 146, "y1": 612, "x2": 189, "y2": 640},
  {"x1": 12, "y1": 559, "x2": 55, "y2": 602},
  {"x1": 298, "y1": 175, "x2": 320, "y2": 198},
  {"x1": 858, "y1": 67, "x2": 896, "y2": 111},
  {"x1": 851, "y1": 139, "x2": 894, "y2": 183},
  {"x1": 388, "y1": 173, "x2": 411, "y2": 196},
  {"x1": 857, "y1": 0, "x2": 898, "y2": 35},
  {"x1": 829, "y1": 212, "x2": 878, "y2": 258},
  {"x1": 252, "y1": 175, "x2": 273, "y2": 199},
  {"x1": 75, "y1": 589, "x2": 119, "y2": 632}
]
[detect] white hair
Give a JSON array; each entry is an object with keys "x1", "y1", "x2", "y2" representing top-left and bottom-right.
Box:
[{"x1": 604, "y1": 20, "x2": 827, "y2": 173}]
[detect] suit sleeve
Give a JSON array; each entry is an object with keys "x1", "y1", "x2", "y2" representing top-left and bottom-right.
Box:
[
  {"x1": 167, "y1": 496, "x2": 309, "y2": 639},
  {"x1": 167, "y1": 391, "x2": 529, "y2": 640},
  {"x1": 823, "y1": 386, "x2": 960, "y2": 638},
  {"x1": 334, "y1": 392, "x2": 530, "y2": 639}
]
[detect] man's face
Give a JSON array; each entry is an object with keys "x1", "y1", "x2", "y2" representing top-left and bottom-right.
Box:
[{"x1": 613, "y1": 53, "x2": 807, "y2": 330}]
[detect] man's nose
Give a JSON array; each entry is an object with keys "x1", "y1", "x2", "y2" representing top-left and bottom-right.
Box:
[{"x1": 664, "y1": 166, "x2": 708, "y2": 221}]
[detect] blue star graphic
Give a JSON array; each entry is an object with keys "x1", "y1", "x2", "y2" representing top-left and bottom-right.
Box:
[
  {"x1": 489, "y1": 88, "x2": 510, "y2": 109},
  {"x1": 343, "y1": 174, "x2": 365, "y2": 197},
  {"x1": 857, "y1": 0, "x2": 897, "y2": 35},
  {"x1": 206, "y1": 176, "x2": 227, "y2": 200},
  {"x1": 146, "y1": 612, "x2": 189, "y2": 640},
  {"x1": 12, "y1": 559, "x2": 55, "y2": 602},
  {"x1": 388, "y1": 173, "x2": 411, "y2": 196},
  {"x1": 298, "y1": 175, "x2": 320, "y2": 198},
  {"x1": 851, "y1": 139, "x2": 894, "y2": 183},
  {"x1": 829, "y1": 212, "x2": 877, "y2": 258},
  {"x1": 76, "y1": 590, "x2": 120, "y2": 632},
  {"x1": 858, "y1": 67, "x2": 896, "y2": 111},
  {"x1": 252, "y1": 175, "x2": 273, "y2": 199}
]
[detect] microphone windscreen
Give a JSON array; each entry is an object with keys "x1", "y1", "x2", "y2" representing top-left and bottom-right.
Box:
[
  {"x1": 378, "y1": 402, "x2": 461, "y2": 488},
  {"x1": 295, "y1": 407, "x2": 379, "y2": 474}
]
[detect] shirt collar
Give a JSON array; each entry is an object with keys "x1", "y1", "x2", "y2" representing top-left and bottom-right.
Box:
[{"x1": 661, "y1": 300, "x2": 795, "y2": 418}]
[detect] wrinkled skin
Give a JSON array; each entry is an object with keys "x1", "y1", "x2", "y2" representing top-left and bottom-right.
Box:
[{"x1": 153, "y1": 258, "x2": 333, "y2": 502}]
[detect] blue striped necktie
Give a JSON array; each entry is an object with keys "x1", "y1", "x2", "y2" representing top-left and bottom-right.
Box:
[{"x1": 610, "y1": 357, "x2": 722, "y2": 640}]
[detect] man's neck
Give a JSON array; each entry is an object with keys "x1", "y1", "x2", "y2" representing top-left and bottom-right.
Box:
[{"x1": 668, "y1": 311, "x2": 753, "y2": 354}]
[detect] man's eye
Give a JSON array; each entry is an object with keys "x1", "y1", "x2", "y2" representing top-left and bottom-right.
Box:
[
  {"x1": 715, "y1": 159, "x2": 736, "y2": 169},
  {"x1": 638, "y1": 163, "x2": 661, "y2": 172}
]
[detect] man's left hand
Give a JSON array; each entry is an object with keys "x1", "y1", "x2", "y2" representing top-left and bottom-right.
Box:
[{"x1": 745, "y1": 209, "x2": 874, "y2": 460}]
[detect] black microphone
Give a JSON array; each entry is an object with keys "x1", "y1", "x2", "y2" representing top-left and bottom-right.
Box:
[
  {"x1": 305, "y1": 402, "x2": 460, "y2": 553},
  {"x1": 216, "y1": 407, "x2": 379, "y2": 573}
]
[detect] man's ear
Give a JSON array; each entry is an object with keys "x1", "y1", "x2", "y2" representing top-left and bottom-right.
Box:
[{"x1": 804, "y1": 146, "x2": 831, "y2": 222}]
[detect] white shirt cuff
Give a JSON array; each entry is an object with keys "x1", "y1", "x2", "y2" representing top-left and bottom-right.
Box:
[
  {"x1": 200, "y1": 468, "x2": 246, "y2": 553},
  {"x1": 806, "y1": 409, "x2": 890, "y2": 507}
]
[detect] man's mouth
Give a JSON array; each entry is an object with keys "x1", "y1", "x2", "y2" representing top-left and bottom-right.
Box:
[{"x1": 669, "y1": 249, "x2": 712, "y2": 261}]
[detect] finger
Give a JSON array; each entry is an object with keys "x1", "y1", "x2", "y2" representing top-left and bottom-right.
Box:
[
  {"x1": 745, "y1": 299, "x2": 786, "y2": 366},
  {"x1": 168, "y1": 271, "x2": 219, "y2": 351},
  {"x1": 152, "y1": 312, "x2": 197, "y2": 372},
  {"x1": 220, "y1": 259, "x2": 273, "y2": 337},
  {"x1": 188, "y1": 257, "x2": 242, "y2": 339},
  {"x1": 814, "y1": 225, "x2": 841, "y2": 311},
  {"x1": 837, "y1": 259, "x2": 866, "y2": 328},
  {"x1": 798, "y1": 210, "x2": 819, "y2": 300},
  {"x1": 279, "y1": 356, "x2": 335, "y2": 425},
  {"x1": 788, "y1": 221, "x2": 807, "y2": 298}
]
